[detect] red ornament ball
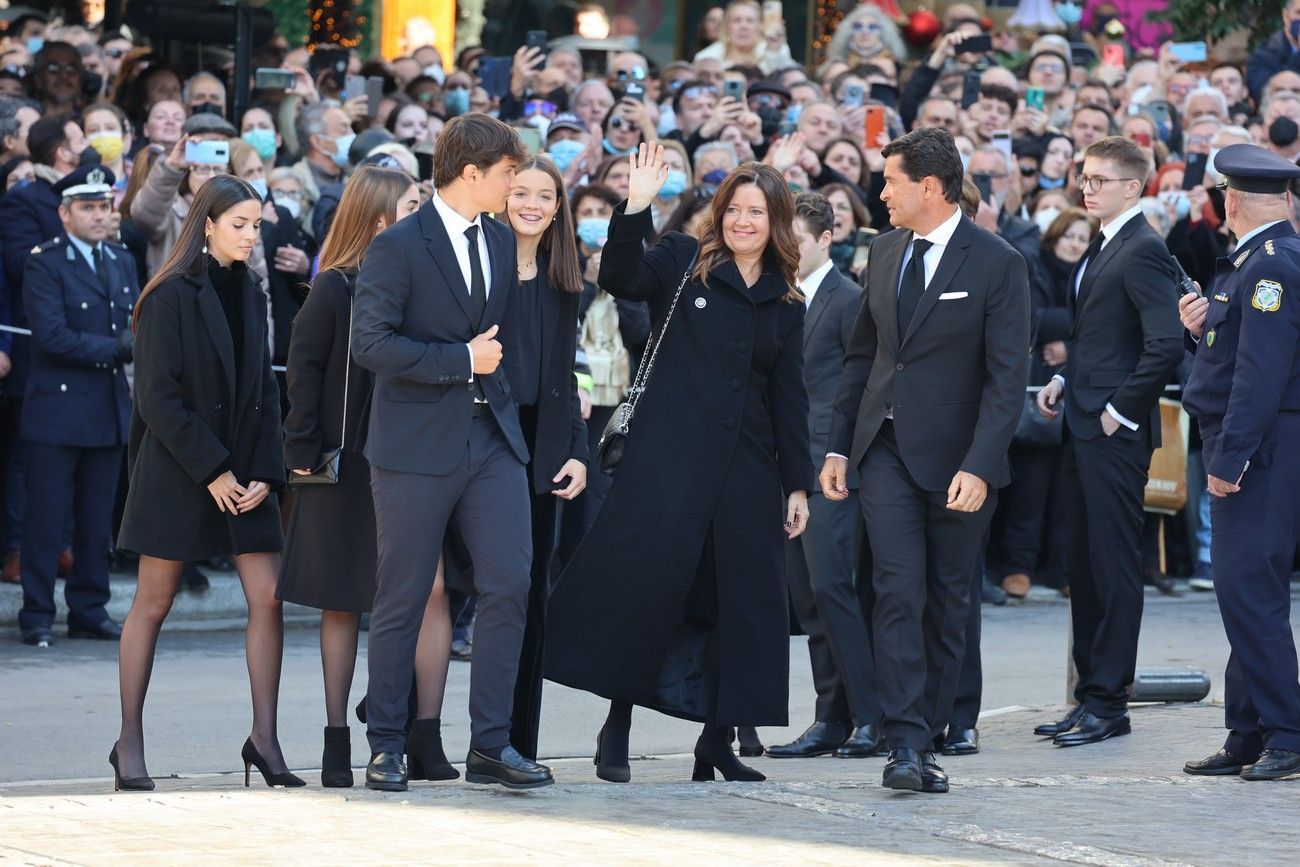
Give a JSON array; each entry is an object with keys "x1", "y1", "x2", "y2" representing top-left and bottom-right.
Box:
[{"x1": 904, "y1": 9, "x2": 942, "y2": 48}]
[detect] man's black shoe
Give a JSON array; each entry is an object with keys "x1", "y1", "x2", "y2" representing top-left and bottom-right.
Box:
[
  {"x1": 765, "y1": 721, "x2": 848, "y2": 758},
  {"x1": 942, "y1": 727, "x2": 979, "y2": 755},
  {"x1": 365, "y1": 752, "x2": 408, "y2": 791},
  {"x1": 1184, "y1": 749, "x2": 1254, "y2": 776},
  {"x1": 465, "y1": 746, "x2": 554, "y2": 790},
  {"x1": 67, "y1": 619, "x2": 122, "y2": 640},
  {"x1": 835, "y1": 724, "x2": 886, "y2": 757},
  {"x1": 1240, "y1": 749, "x2": 1300, "y2": 781},
  {"x1": 1053, "y1": 710, "x2": 1131, "y2": 747},
  {"x1": 20, "y1": 626, "x2": 54, "y2": 647},
  {"x1": 882, "y1": 747, "x2": 922, "y2": 791},
  {"x1": 1034, "y1": 704, "x2": 1086, "y2": 737},
  {"x1": 921, "y1": 752, "x2": 950, "y2": 793}
]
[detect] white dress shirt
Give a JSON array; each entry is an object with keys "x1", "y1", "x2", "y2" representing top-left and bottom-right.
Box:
[
  {"x1": 431, "y1": 191, "x2": 493, "y2": 387},
  {"x1": 798, "y1": 258, "x2": 835, "y2": 308},
  {"x1": 1057, "y1": 201, "x2": 1147, "y2": 431}
]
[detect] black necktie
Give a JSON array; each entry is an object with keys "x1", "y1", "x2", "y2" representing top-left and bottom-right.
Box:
[
  {"x1": 92, "y1": 246, "x2": 110, "y2": 293},
  {"x1": 897, "y1": 238, "x2": 933, "y2": 336},
  {"x1": 1076, "y1": 234, "x2": 1105, "y2": 295},
  {"x1": 463, "y1": 224, "x2": 487, "y2": 325}
]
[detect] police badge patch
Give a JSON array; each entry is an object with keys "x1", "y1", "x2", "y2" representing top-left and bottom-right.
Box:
[{"x1": 1251, "y1": 279, "x2": 1283, "y2": 313}]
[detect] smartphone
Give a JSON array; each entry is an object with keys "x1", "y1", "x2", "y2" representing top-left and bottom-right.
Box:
[
  {"x1": 624, "y1": 81, "x2": 647, "y2": 102},
  {"x1": 365, "y1": 76, "x2": 385, "y2": 121},
  {"x1": 309, "y1": 46, "x2": 348, "y2": 92},
  {"x1": 960, "y1": 70, "x2": 981, "y2": 110},
  {"x1": 185, "y1": 139, "x2": 229, "y2": 165},
  {"x1": 1169, "y1": 41, "x2": 1207, "y2": 64},
  {"x1": 344, "y1": 74, "x2": 366, "y2": 102},
  {"x1": 723, "y1": 78, "x2": 745, "y2": 103},
  {"x1": 762, "y1": 0, "x2": 783, "y2": 31},
  {"x1": 515, "y1": 125, "x2": 542, "y2": 155},
  {"x1": 1145, "y1": 101, "x2": 1174, "y2": 137},
  {"x1": 973, "y1": 173, "x2": 994, "y2": 204},
  {"x1": 254, "y1": 67, "x2": 296, "y2": 91},
  {"x1": 864, "y1": 105, "x2": 886, "y2": 148},
  {"x1": 477, "y1": 56, "x2": 512, "y2": 99},
  {"x1": 870, "y1": 82, "x2": 898, "y2": 110},
  {"x1": 1069, "y1": 42, "x2": 1098, "y2": 69},
  {"x1": 1130, "y1": 131, "x2": 1152, "y2": 147},
  {"x1": 1101, "y1": 43, "x2": 1125, "y2": 68},
  {"x1": 842, "y1": 82, "x2": 864, "y2": 110},
  {"x1": 1183, "y1": 151, "x2": 1208, "y2": 190},
  {"x1": 991, "y1": 129, "x2": 1012, "y2": 159},
  {"x1": 1026, "y1": 87, "x2": 1045, "y2": 112},
  {"x1": 526, "y1": 29, "x2": 548, "y2": 60},
  {"x1": 960, "y1": 33, "x2": 992, "y2": 55},
  {"x1": 414, "y1": 151, "x2": 433, "y2": 182}
]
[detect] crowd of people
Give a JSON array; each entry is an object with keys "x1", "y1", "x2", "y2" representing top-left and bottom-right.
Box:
[{"x1": 2, "y1": 0, "x2": 1299, "y2": 793}]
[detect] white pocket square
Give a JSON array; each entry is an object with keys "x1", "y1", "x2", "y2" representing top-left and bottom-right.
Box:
[{"x1": 938, "y1": 291, "x2": 968, "y2": 300}]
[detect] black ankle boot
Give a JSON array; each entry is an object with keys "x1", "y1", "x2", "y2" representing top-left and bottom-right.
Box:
[
  {"x1": 321, "y1": 726, "x2": 353, "y2": 788},
  {"x1": 694, "y1": 725, "x2": 765, "y2": 782},
  {"x1": 407, "y1": 718, "x2": 459, "y2": 781}
]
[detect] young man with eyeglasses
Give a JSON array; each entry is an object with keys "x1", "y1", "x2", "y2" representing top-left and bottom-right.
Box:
[{"x1": 1035, "y1": 136, "x2": 1183, "y2": 748}]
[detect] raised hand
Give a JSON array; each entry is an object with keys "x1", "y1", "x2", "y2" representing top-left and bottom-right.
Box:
[{"x1": 626, "y1": 141, "x2": 668, "y2": 214}]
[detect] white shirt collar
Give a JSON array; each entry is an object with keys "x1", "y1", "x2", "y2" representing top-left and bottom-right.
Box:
[
  {"x1": 1234, "y1": 219, "x2": 1286, "y2": 252},
  {"x1": 916, "y1": 207, "x2": 962, "y2": 247},
  {"x1": 431, "y1": 190, "x2": 481, "y2": 237},
  {"x1": 1100, "y1": 203, "x2": 1144, "y2": 244},
  {"x1": 798, "y1": 258, "x2": 836, "y2": 306}
]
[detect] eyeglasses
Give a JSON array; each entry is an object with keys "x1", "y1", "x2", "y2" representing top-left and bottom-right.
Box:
[
  {"x1": 681, "y1": 85, "x2": 718, "y2": 100},
  {"x1": 1032, "y1": 62, "x2": 1066, "y2": 75},
  {"x1": 524, "y1": 99, "x2": 557, "y2": 118},
  {"x1": 609, "y1": 115, "x2": 637, "y2": 130},
  {"x1": 272, "y1": 189, "x2": 302, "y2": 200},
  {"x1": 616, "y1": 67, "x2": 646, "y2": 81},
  {"x1": 1076, "y1": 174, "x2": 1138, "y2": 192},
  {"x1": 750, "y1": 93, "x2": 784, "y2": 109},
  {"x1": 1019, "y1": 165, "x2": 1039, "y2": 177},
  {"x1": 190, "y1": 164, "x2": 228, "y2": 177},
  {"x1": 43, "y1": 63, "x2": 81, "y2": 76}
]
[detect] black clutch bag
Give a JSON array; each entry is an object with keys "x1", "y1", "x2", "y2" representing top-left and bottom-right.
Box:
[
  {"x1": 289, "y1": 278, "x2": 353, "y2": 487},
  {"x1": 597, "y1": 254, "x2": 695, "y2": 475}
]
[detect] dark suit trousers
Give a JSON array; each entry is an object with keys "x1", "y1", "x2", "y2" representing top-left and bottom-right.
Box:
[
  {"x1": 510, "y1": 405, "x2": 561, "y2": 760},
  {"x1": 858, "y1": 422, "x2": 995, "y2": 752},
  {"x1": 1063, "y1": 429, "x2": 1152, "y2": 717},
  {"x1": 366, "y1": 415, "x2": 533, "y2": 755},
  {"x1": 786, "y1": 492, "x2": 881, "y2": 727},
  {"x1": 18, "y1": 442, "x2": 121, "y2": 631},
  {"x1": 994, "y1": 444, "x2": 1067, "y2": 584},
  {"x1": 948, "y1": 538, "x2": 989, "y2": 733}
]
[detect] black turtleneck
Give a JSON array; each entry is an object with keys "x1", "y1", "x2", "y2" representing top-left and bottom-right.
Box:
[{"x1": 207, "y1": 258, "x2": 246, "y2": 379}]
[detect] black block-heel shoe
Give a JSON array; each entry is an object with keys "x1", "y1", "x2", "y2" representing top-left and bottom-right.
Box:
[
  {"x1": 407, "y1": 718, "x2": 459, "y2": 781},
  {"x1": 595, "y1": 724, "x2": 631, "y2": 783},
  {"x1": 108, "y1": 743, "x2": 154, "y2": 792},
  {"x1": 241, "y1": 738, "x2": 306, "y2": 788},
  {"x1": 321, "y1": 726, "x2": 353, "y2": 788},
  {"x1": 693, "y1": 730, "x2": 765, "y2": 782}
]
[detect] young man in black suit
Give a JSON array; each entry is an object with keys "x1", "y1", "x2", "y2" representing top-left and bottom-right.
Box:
[
  {"x1": 821, "y1": 128, "x2": 1030, "y2": 793},
  {"x1": 1036, "y1": 136, "x2": 1183, "y2": 747},
  {"x1": 352, "y1": 114, "x2": 553, "y2": 791},
  {"x1": 768, "y1": 192, "x2": 884, "y2": 760}
]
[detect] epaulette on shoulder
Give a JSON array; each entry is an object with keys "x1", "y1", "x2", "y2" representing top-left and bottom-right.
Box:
[{"x1": 30, "y1": 237, "x2": 63, "y2": 255}]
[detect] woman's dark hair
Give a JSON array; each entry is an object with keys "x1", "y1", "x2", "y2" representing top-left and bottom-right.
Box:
[
  {"x1": 384, "y1": 97, "x2": 426, "y2": 134},
  {"x1": 660, "y1": 186, "x2": 714, "y2": 238},
  {"x1": 819, "y1": 181, "x2": 871, "y2": 232},
  {"x1": 879, "y1": 127, "x2": 964, "y2": 204},
  {"x1": 1041, "y1": 206, "x2": 1098, "y2": 251},
  {"x1": 0, "y1": 155, "x2": 32, "y2": 195},
  {"x1": 593, "y1": 155, "x2": 629, "y2": 186},
  {"x1": 512, "y1": 156, "x2": 582, "y2": 294},
  {"x1": 431, "y1": 112, "x2": 527, "y2": 188},
  {"x1": 820, "y1": 135, "x2": 870, "y2": 187},
  {"x1": 135, "y1": 174, "x2": 261, "y2": 330},
  {"x1": 694, "y1": 161, "x2": 801, "y2": 301},
  {"x1": 570, "y1": 182, "x2": 621, "y2": 225}
]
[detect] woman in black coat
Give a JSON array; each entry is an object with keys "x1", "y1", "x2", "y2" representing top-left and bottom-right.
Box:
[
  {"x1": 112, "y1": 175, "x2": 300, "y2": 791},
  {"x1": 276, "y1": 166, "x2": 421, "y2": 787},
  {"x1": 545, "y1": 149, "x2": 813, "y2": 783}
]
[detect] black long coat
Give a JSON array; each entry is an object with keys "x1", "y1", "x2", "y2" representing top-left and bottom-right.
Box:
[
  {"x1": 545, "y1": 204, "x2": 814, "y2": 726},
  {"x1": 117, "y1": 265, "x2": 286, "y2": 561}
]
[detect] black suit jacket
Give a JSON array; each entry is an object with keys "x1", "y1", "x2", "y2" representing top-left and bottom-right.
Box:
[
  {"x1": 1062, "y1": 213, "x2": 1183, "y2": 445},
  {"x1": 828, "y1": 214, "x2": 1030, "y2": 492},
  {"x1": 803, "y1": 264, "x2": 863, "y2": 492},
  {"x1": 352, "y1": 199, "x2": 528, "y2": 475}
]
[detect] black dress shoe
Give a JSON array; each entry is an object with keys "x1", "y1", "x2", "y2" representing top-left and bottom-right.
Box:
[
  {"x1": 921, "y1": 752, "x2": 949, "y2": 793},
  {"x1": 981, "y1": 578, "x2": 1008, "y2": 605},
  {"x1": 1034, "y1": 704, "x2": 1085, "y2": 737},
  {"x1": 465, "y1": 746, "x2": 554, "y2": 790},
  {"x1": 1053, "y1": 710, "x2": 1131, "y2": 747},
  {"x1": 365, "y1": 752, "x2": 408, "y2": 791},
  {"x1": 1184, "y1": 748, "x2": 1255, "y2": 776},
  {"x1": 21, "y1": 626, "x2": 54, "y2": 647},
  {"x1": 67, "y1": 619, "x2": 123, "y2": 640},
  {"x1": 835, "y1": 724, "x2": 886, "y2": 758},
  {"x1": 942, "y1": 727, "x2": 980, "y2": 756},
  {"x1": 765, "y1": 721, "x2": 849, "y2": 758},
  {"x1": 1240, "y1": 749, "x2": 1300, "y2": 781},
  {"x1": 450, "y1": 638, "x2": 472, "y2": 661},
  {"x1": 882, "y1": 747, "x2": 922, "y2": 791}
]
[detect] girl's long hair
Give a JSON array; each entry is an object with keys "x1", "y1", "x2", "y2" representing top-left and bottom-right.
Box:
[
  {"x1": 134, "y1": 173, "x2": 260, "y2": 330},
  {"x1": 317, "y1": 166, "x2": 416, "y2": 276},
  {"x1": 693, "y1": 161, "x2": 801, "y2": 301},
  {"x1": 510, "y1": 155, "x2": 582, "y2": 295}
]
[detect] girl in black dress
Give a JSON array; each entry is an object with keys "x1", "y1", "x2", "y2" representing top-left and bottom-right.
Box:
[
  {"x1": 277, "y1": 166, "x2": 421, "y2": 787},
  {"x1": 113, "y1": 175, "x2": 297, "y2": 790}
]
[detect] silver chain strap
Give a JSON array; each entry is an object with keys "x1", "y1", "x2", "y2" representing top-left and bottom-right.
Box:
[
  {"x1": 339, "y1": 270, "x2": 353, "y2": 451},
  {"x1": 626, "y1": 252, "x2": 697, "y2": 410}
]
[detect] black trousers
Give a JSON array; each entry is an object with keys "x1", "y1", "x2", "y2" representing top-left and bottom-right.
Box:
[
  {"x1": 366, "y1": 415, "x2": 533, "y2": 755},
  {"x1": 510, "y1": 406, "x2": 562, "y2": 760},
  {"x1": 1063, "y1": 428, "x2": 1152, "y2": 717},
  {"x1": 948, "y1": 537, "x2": 989, "y2": 733},
  {"x1": 858, "y1": 422, "x2": 996, "y2": 752},
  {"x1": 992, "y1": 443, "x2": 1067, "y2": 586},
  {"x1": 785, "y1": 492, "x2": 881, "y2": 727},
  {"x1": 556, "y1": 403, "x2": 615, "y2": 571},
  {"x1": 18, "y1": 442, "x2": 121, "y2": 632}
]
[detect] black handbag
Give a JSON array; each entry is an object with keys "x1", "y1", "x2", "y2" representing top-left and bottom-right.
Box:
[
  {"x1": 597, "y1": 254, "x2": 696, "y2": 475},
  {"x1": 1014, "y1": 353, "x2": 1063, "y2": 448},
  {"x1": 288, "y1": 277, "x2": 354, "y2": 486}
]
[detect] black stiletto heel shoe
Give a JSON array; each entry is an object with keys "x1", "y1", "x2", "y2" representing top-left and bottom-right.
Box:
[
  {"x1": 241, "y1": 738, "x2": 306, "y2": 788},
  {"x1": 108, "y1": 743, "x2": 155, "y2": 792},
  {"x1": 595, "y1": 724, "x2": 631, "y2": 783}
]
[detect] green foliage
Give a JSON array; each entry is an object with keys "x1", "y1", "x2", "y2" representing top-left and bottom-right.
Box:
[{"x1": 1157, "y1": 0, "x2": 1278, "y2": 50}]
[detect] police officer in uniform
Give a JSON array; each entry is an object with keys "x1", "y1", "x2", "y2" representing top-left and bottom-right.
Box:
[
  {"x1": 16, "y1": 165, "x2": 137, "y2": 646},
  {"x1": 1178, "y1": 144, "x2": 1300, "y2": 781}
]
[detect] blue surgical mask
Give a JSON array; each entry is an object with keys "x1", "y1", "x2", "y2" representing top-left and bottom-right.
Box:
[
  {"x1": 1054, "y1": 2, "x2": 1083, "y2": 26},
  {"x1": 658, "y1": 169, "x2": 687, "y2": 199},
  {"x1": 26, "y1": 37, "x2": 44, "y2": 55},
  {"x1": 242, "y1": 129, "x2": 277, "y2": 161},
  {"x1": 329, "y1": 132, "x2": 356, "y2": 168},
  {"x1": 547, "y1": 138, "x2": 585, "y2": 171},
  {"x1": 602, "y1": 138, "x2": 634, "y2": 157},
  {"x1": 445, "y1": 88, "x2": 470, "y2": 116},
  {"x1": 576, "y1": 217, "x2": 609, "y2": 248},
  {"x1": 11, "y1": 177, "x2": 33, "y2": 190},
  {"x1": 249, "y1": 178, "x2": 268, "y2": 200},
  {"x1": 785, "y1": 104, "x2": 802, "y2": 125},
  {"x1": 1159, "y1": 190, "x2": 1191, "y2": 220}
]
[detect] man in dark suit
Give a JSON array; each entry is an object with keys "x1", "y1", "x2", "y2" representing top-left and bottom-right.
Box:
[
  {"x1": 768, "y1": 192, "x2": 884, "y2": 760},
  {"x1": 1036, "y1": 136, "x2": 1183, "y2": 747},
  {"x1": 16, "y1": 166, "x2": 135, "y2": 646},
  {"x1": 822, "y1": 128, "x2": 1030, "y2": 794},
  {"x1": 352, "y1": 114, "x2": 552, "y2": 791}
]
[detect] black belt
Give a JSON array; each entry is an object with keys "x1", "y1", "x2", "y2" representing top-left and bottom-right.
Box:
[{"x1": 472, "y1": 402, "x2": 490, "y2": 417}]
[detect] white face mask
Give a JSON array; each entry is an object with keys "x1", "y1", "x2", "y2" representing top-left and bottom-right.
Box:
[
  {"x1": 1034, "y1": 206, "x2": 1062, "y2": 234},
  {"x1": 274, "y1": 195, "x2": 301, "y2": 220},
  {"x1": 1206, "y1": 147, "x2": 1222, "y2": 181}
]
